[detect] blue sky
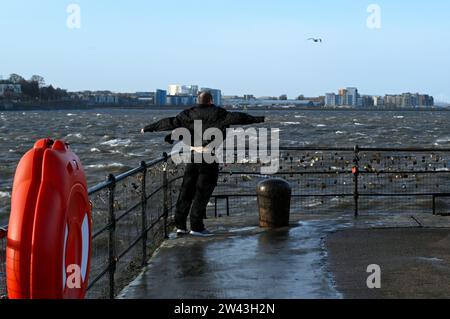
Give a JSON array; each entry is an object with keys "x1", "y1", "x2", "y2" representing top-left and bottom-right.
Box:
[{"x1": 1, "y1": 0, "x2": 449, "y2": 101}]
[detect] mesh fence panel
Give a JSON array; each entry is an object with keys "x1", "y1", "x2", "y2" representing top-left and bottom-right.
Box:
[{"x1": 88, "y1": 187, "x2": 111, "y2": 298}]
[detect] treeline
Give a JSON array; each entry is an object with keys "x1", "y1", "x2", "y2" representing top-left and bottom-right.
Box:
[{"x1": 1, "y1": 74, "x2": 69, "y2": 100}]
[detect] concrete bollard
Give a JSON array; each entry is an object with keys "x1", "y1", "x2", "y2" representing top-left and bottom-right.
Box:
[{"x1": 257, "y1": 179, "x2": 292, "y2": 228}]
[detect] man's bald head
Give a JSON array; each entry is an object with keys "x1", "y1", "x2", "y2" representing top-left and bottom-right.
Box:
[{"x1": 198, "y1": 91, "x2": 213, "y2": 105}]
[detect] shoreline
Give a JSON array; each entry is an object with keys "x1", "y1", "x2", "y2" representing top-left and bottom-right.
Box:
[{"x1": 1, "y1": 103, "x2": 449, "y2": 113}]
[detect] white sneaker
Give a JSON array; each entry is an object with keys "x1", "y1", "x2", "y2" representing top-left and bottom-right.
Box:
[
  {"x1": 189, "y1": 229, "x2": 214, "y2": 237},
  {"x1": 176, "y1": 229, "x2": 189, "y2": 235}
]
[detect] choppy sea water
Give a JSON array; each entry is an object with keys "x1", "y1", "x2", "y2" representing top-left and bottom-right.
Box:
[{"x1": 1, "y1": 108, "x2": 450, "y2": 224}]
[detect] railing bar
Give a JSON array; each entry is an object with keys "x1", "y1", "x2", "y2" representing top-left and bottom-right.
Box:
[
  {"x1": 146, "y1": 186, "x2": 165, "y2": 200},
  {"x1": 92, "y1": 224, "x2": 111, "y2": 240},
  {"x1": 359, "y1": 193, "x2": 443, "y2": 197},
  {"x1": 219, "y1": 170, "x2": 450, "y2": 176},
  {"x1": 145, "y1": 177, "x2": 183, "y2": 201},
  {"x1": 87, "y1": 266, "x2": 111, "y2": 290},
  {"x1": 118, "y1": 235, "x2": 143, "y2": 261},
  {"x1": 144, "y1": 157, "x2": 167, "y2": 168},
  {"x1": 88, "y1": 181, "x2": 112, "y2": 195},
  {"x1": 145, "y1": 215, "x2": 165, "y2": 233},
  {"x1": 114, "y1": 166, "x2": 145, "y2": 183},
  {"x1": 277, "y1": 147, "x2": 450, "y2": 152},
  {"x1": 87, "y1": 156, "x2": 167, "y2": 195},
  {"x1": 115, "y1": 202, "x2": 142, "y2": 224},
  {"x1": 212, "y1": 193, "x2": 449, "y2": 198},
  {"x1": 219, "y1": 171, "x2": 352, "y2": 175},
  {"x1": 434, "y1": 193, "x2": 450, "y2": 197}
]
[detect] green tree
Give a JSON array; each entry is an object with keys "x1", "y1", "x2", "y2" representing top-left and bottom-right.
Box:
[
  {"x1": 30, "y1": 75, "x2": 46, "y2": 88},
  {"x1": 9, "y1": 73, "x2": 24, "y2": 84},
  {"x1": 21, "y1": 80, "x2": 40, "y2": 99}
]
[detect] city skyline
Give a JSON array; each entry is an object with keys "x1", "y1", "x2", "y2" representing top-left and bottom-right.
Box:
[
  {"x1": 0, "y1": 74, "x2": 441, "y2": 105},
  {"x1": 1, "y1": 1, "x2": 449, "y2": 102}
]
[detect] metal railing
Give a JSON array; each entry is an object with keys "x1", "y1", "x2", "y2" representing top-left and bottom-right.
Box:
[
  {"x1": 86, "y1": 153, "x2": 184, "y2": 299},
  {"x1": 210, "y1": 146, "x2": 450, "y2": 218},
  {"x1": 0, "y1": 152, "x2": 185, "y2": 300},
  {"x1": 2, "y1": 146, "x2": 450, "y2": 299}
]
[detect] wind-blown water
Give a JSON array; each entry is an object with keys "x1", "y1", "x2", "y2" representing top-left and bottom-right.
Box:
[{"x1": 1, "y1": 108, "x2": 449, "y2": 224}]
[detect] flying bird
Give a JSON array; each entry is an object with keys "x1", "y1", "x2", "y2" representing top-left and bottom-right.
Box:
[{"x1": 308, "y1": 38, "x2": 322, "y2": 43}]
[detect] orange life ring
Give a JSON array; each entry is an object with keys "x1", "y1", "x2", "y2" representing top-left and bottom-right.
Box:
[{"x1": 6, "y1": 139, "x2": 92, "y2": 299}]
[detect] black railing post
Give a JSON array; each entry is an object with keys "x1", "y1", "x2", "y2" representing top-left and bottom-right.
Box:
[
  {"x1": 432, "y1": 195, "x2": 436, "y2": 215},
  {"x1": 107, "y1": 173, "x2": 117, "y2": 299},
  {"x1": 163, "y1": 153, "x2": 169, "y2": 239},
  {"x1": 353, "y1": 145, "x2": 360, "y2": 218},
  {"x1": 214, "y1": 196, "x2": 217, "y2": 218},
  {"x1": 140, "y1": 161, "x2": 148, "y2": 267}
]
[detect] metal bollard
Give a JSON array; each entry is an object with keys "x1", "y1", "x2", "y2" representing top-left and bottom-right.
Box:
[{"x1": 257, "y1": 179, "x2": 292, "y2": 228}]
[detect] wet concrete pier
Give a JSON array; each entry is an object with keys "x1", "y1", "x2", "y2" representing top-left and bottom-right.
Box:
[{"x1": 118, "y1": 211, "x2": 450, "y2": 299}]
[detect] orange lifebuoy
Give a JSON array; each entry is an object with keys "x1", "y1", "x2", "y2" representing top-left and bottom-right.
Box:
[{"x1": 6, "y1": 139, "x2": 91, "y2": 299}]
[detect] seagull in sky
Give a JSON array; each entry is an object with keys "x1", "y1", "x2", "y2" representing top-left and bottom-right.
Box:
[{"x1": 307, "y1": 38, "x2": 323, "y2": 43}]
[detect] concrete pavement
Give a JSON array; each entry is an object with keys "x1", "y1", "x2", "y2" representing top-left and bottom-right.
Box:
[{"x1": 118, "y1": 211, "x2": 450, "y2": 299}]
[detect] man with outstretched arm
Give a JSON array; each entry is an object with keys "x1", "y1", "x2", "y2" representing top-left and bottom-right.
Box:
[{"x1": 141, "y1": 91, "x2": 265, "y2": 237}]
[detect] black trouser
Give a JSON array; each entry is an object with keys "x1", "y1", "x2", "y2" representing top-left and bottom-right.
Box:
[{"x1": 175, "y1": 162, "x2": 219, "y2": 232}]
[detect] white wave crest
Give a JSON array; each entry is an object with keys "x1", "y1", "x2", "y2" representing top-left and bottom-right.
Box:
[
  {"x1": 100, "y1": 138, "x2": 131, "y2": 147},
  {"x1": 66, "y1": 133, "x2": 83, "y2": 139},
  {"x1": 436, "y1": 138, "x2": 450, "y2": 144},
  {"x1": 86, "y1": 163, "x2": 125, "y2": 169},
  {"x1": 0, "y1": 191, "x2": 11, "y2": 199}
]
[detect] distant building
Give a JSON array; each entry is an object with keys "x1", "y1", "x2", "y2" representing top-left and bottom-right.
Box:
[
  {"x1": 0, "y1": 84, "x2": 22, "y2": 97},
  {"x1": 360, "y1": 95, "x2": 374, "y2": 108},
  {"x1": 373, "y1": 96, "x2": 384, "y2": 107},
  {"x1": 135, "y1": 92, "x2": 152, "y2": 98},
  {"x1": 338, "y1": 88, "x2": 347, "y2": 96},
  {"x1": 166, "y1": 94, "x2": 196, "y2": 106},
  {"x1": 94, "y1": 94, "x2": 119, "y2": 105},
  {"x1": 326, "y1": 87, "x2": 359, "y2": 107},
  {"x1": 155, "y1": 89, "x2": 167, "y2": 106},
  {"x1": 346, "y1": 87, "x2": 359, "y2": 106},
  {"x1": 168, "y1": 85, "x2": 198, "y2": 96},
  {"x1": 418, "y1": 94, "x2": 434, "y2": 107},
  {"x1": 325, "y1": 93, "x2": 338, "y2": 107},
  {"x1": 384, "y1": 93, "x2": 434, "y2": 108},
  {"x1": 166, "y1": 95, "x2": 180, "y2": 106},
  {"x1": 324, "y1": 87, "x2": 434, "y2": 108}
]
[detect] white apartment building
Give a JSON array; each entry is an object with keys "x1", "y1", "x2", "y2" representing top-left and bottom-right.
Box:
[
  {"x1": 0, "y1": 84, "x2": 22, "y2": 97},
  {"x1": 167, "y1": 85, "x2": 199, "y2": 96}
]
